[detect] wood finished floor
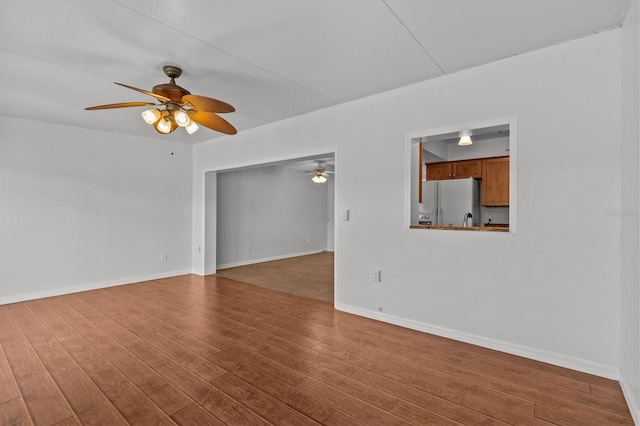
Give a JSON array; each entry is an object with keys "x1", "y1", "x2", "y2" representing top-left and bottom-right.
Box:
[
  {"x1": 214, "y1": 252, "x2": 334, "y2": 304},
  {"x1": 0, "y1": 274, "x2": 633, "y2": 426}
]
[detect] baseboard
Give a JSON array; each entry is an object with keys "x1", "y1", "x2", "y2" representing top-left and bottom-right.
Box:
[
  {"x1": 216, "y1": 249, "x2": 326, "y2": 270},
  {"x1": 620, "y1": 374, "x2": 640, "y2": 425},
  {"x1": 0, "y1": 269, "x2": 192, "y2": 305},
  {"x1": 335, "y1": 303, "x2": 620, "y2": 381}
]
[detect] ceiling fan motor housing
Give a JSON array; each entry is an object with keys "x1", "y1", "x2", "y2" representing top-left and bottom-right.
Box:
[{"x1": 153, "y1": 65, "x2": 191, "y2": 102}]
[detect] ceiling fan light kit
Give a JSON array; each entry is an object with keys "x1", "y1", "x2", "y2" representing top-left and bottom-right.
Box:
[
  {"x1": 86, "y1": 65, "x2": 236, "y2": 136},
  {"x1": 305, "y1": 161, "x2": 334, "y2": 184},
  {"x1": 312, "y1": 174, "x2": 328, "y2": 184}
]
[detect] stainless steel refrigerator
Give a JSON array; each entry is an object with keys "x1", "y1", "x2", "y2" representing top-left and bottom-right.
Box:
[{"x1": 420, "y1": 177, "x2": 480, "y2": 227}]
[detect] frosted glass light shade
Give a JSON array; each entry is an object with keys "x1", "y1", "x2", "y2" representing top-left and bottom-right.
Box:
[
  {"x1": 312, "y1": 174, "x2": 327, "y2": 184},
  {"x1": 458, "y1": 135, "x2": 473, "y2": 146},
  {"x1": 174, "y1": 110, "x2": 190, "y2": 127},
  {"x1": 156, "y1": 117, "x2": 172, "y2": 134},
  {"x1": 141, "y1": 109, "x2": 161, "y2": 124},
  {"x1": 185, "y1": 121, "x2": 199, "y2": 134}
]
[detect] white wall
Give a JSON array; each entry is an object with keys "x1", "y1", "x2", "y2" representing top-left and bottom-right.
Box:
[
  {"x1": 620, "y1": 0, "x2": 640, "y2": 421},
  {"x1": 326, "y1": 177, "x2": 335, "y2": 251},
  {"x1": 216, "y1": 165, "x2": 328, "y2": 268},
  {"x1": 193, "y1": 30, "x2": 623, "y2": 377},
  {"x1": 0, "y1": 116, "x2": 193, "y2": 303}
]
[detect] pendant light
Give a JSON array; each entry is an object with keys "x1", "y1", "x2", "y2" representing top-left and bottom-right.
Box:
[{"x1": 458, "y1": 130, "x2": 473, "y2": 146}]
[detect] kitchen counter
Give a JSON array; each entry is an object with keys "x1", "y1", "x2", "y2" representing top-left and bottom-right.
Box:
[{"x1": 410, "y1": 224, "x2": 509, "y2": 232}]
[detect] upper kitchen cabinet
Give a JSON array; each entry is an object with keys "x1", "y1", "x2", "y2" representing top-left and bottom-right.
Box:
[
  {"x1": 482, "y1": 156, "x2": 509, "y2": 206},
  {"x1": 426, "y1": 162, "x2": 452, "y2": 180},
  {"x1": 452, "y1": 159, "x2": 482, "y2": 179},
  {"x1": 426, "y1": 159, "x2": 482, "y2": 180}
]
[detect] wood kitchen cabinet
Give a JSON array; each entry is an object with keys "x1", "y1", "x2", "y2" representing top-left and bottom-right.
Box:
[
  {"x1": 426, "y1": 159, "x2": 482, "y2": 180},
  {"x1": 452, "y1": 159, "x2": 482, "y2": 179},
  {"x1": 482, "y1": 156, "x2": 509, "y2": 206},
  {"x1": 426, "y1": 162, "x2": 452, "y2": 180}
]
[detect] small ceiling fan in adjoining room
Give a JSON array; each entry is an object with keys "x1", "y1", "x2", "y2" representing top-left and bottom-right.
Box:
[
  {"x1": 304, "y1": 161, "x2": 334, "y2": 184},
  {"x1": 85, "y1": 65, "x2": 237, "y2": 136}
]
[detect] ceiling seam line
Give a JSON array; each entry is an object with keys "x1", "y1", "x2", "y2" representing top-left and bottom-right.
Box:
[
  {"x1": 381, "y1": 0, "x2": 445, "y2": 74},
  {"x1": 110, "y1": 0, "x2": 338, "y2": 104}
]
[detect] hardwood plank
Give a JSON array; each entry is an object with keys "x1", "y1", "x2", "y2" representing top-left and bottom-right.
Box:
[
  {"x1": 0, "y1": 397, "x2": 34, "y2": 426},
  {"x1": 414, "y1": 351, "x2": 630, "y2": 418},
  {"x1": 451, "y1": 339, "x2": 623, "y2": 390},
  {"x1": 37, "y1": 299, "x2": 181, "y2": 425},
  {"x1": 461, "y1": 393, "x2": 551, "y2": 425},
  {"x1": 170, "y1": 403, "x2": 226, "y2": 426},
  {"x1": 151, "y1": 357, "x2": 270, "y2": 426},
  {"x1": 210, "y1": 372, "x2": 320, "y2": 426},
  {"x1": 51, "y1": 416, "x2": 82, "y2": 426},
  {"x1": 219, "y1": 344, "x2": 307, "y2": 387},
  {"x1": 0, "y1": 307, "x2": 75, "y2": 425},
  {"x1": 534, "y1": 400, "x2": 634, "y2": 426},
  {"x1": 350, "y1": 368, "x2": 507, "y2": 425},
  {"x1": 0, "y1": 345, "x2": 21, "y2": 404},
  {"x1": 73, "y1": 295, "x2": 228, "y2": 382},
  {"x1": 389, "y1": 399, "x2": 464, "y2": 426},
  {"x1": 590, "y1": 382, "x2": 629, "y2": 404},
  {"x1": 258, "y1": 338, "x2": 358, "y2": 377},
  {"x1": 6, "y1": 304, "x2": 128, "y2": 426},
  {"x1": 420, "y1": 341, "x2": 593, "y2": 393},
  {"x1": 227, "y1": 362, "x2": 334, "y2": 423},
  {"x1": 295, "y1": 377, "x2": 412, "y2": 426},
  {"x1": 54, "y1": 298, "x2": 193, "y2": 416},
  {"x1": 99, "y1": 381, "x2": 178, "y2": 426},
  {"x1": 15, "y1": 374, "x2": 75, "y2": 426},
  {"x1": 52, "y1": 371, "x2": 128, "y2": 426},
  {"x1": 321, "y1": 410, "x2": 371, "y2": 426}
]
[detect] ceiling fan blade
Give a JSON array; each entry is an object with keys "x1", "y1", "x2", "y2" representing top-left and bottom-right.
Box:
[
  {"x1": 85, "y1": 101, "x2": 157, "y2": 110},
  {"x1": 188, "y1": 110, "x2": 237, "y2": 135},
  {"x1": 114, "y1": 82, "x2": 172, "y2": 103},
  {"x1": 182, "y1": 94, "x2": 235, "y2": 113}
]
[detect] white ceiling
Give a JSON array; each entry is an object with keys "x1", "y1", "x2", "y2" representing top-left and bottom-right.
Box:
[{"x1": 0, "y1": 0, "x2": 631, "y2": 144}]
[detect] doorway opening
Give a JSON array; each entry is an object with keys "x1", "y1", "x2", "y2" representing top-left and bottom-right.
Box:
[{"x1": 203, "y1": 153, "x2": 336, "y2": 304}]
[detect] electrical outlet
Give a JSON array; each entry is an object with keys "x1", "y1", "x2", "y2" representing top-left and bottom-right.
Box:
[
  {"x1": 160, "y1": 254, "x2": 168, "y2": 262},
  {"x1": 306, "y1": 238, "x2": 311, "y2": 244},
  {"x1": 246, "y1": 245, "x2": 252, "y2": 252},
  {"x1": 376, "y1": 305, "x2": 383, "y2": 312},
  {"x1": 373, "y1": 269, "x2": 381, "y2": 282}
]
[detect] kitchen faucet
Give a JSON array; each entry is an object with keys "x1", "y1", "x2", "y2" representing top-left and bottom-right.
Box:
[{"x1": 463, "y1": 212, "x2": 473, "y2": 227}]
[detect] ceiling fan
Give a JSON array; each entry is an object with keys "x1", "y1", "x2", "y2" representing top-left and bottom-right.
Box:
[
  {"x1": 304, "y1": 161, "x2": 334, "y2": 183},
  {"x1": 85, "y1": 65, "x2": 237, "y2": 136}
]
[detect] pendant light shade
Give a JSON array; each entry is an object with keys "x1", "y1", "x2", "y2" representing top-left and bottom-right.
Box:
[
  {"x1": 458, "y1": 135, "x2": 473, "y2": 146},
  {"x1": 458, "y1": 130, "x2": 473, "y2": 146}
]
